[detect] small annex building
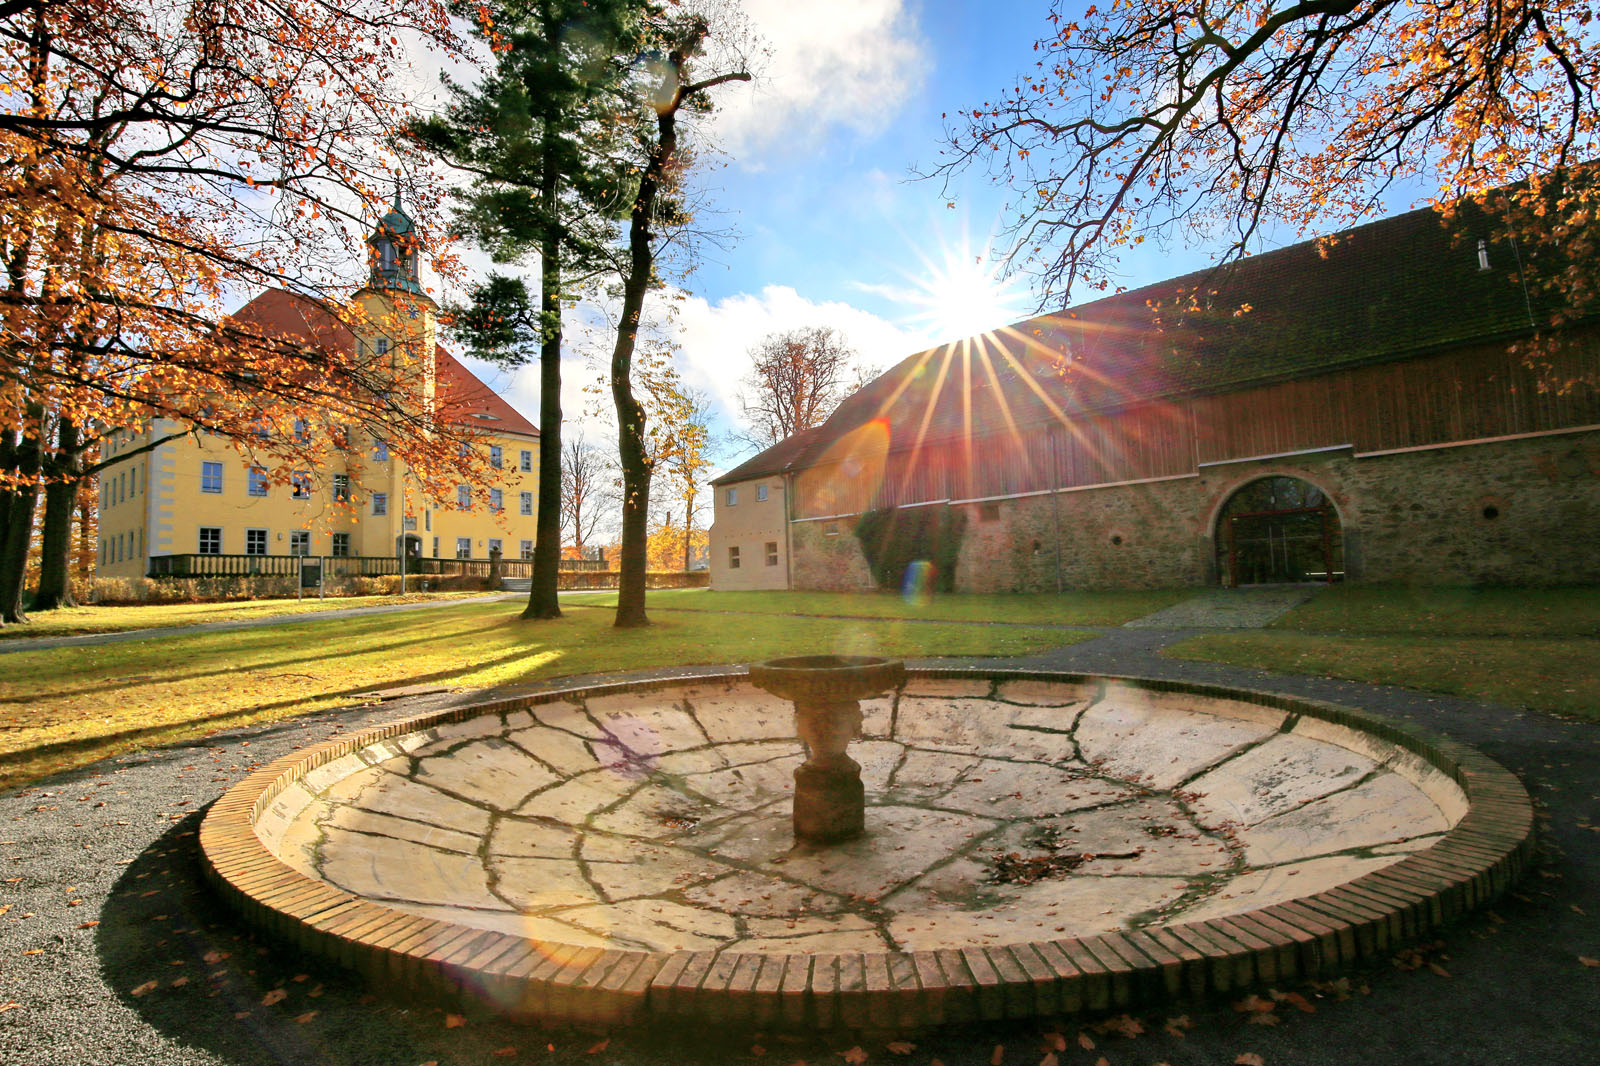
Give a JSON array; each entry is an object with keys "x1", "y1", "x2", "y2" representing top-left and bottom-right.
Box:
[{"x1": 710, "y1": 204, "x2": 1600, "y2": 592}]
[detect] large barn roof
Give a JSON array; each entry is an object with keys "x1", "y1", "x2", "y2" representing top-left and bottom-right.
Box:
[
  {"x1": 231, "y1": 288, "x2": 538, "y2": 438},
  {"x1": 733, "y1": 202, "x2": 1568, "y2": 479}
]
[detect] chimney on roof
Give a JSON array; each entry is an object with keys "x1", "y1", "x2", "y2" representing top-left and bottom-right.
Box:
[{"x1": 1477, "y1": 239, "x2": 1492, "y2": 272}]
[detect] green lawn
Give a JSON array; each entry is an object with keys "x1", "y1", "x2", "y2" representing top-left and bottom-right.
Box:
[
  {"x1": 561, "y1": 586, "x2": 1190, "y2": 626},
  {"x1": 1168, "y1": 630, "x2": 1600, "y2": 721},
  {"x1": 0, "y1": 590, "x2": 497, "y2": 640},
  {"x1": 1269, "y1": 584, "x2": 1600, "y2": 637},
  {"x1": 0, "y1": 600, "x2": 1081, "y2": 789}
]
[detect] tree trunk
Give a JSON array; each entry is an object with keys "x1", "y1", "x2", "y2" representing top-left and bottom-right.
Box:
[
  {"x1": 610, "y1": 109, "x2": 678, "y2": 629},
  {"x1": 523, "y1": 127, "x2": 564, "y2": 621},
  {"x1": 683, "y1": 496, "x2": 692, "y2": 572},
  {"x1": 32, "y1": 417, "x2": 82, "y2": 611},
  {"x1": 0, "y1": 422, "x2": 42, "y2": 625}
]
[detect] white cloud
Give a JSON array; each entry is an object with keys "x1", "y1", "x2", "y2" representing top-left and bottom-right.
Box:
[
  {"x1": 667, "y1": 283, "x2": 929, "y2": 434},
  {"x1": 710, "y1": 0, "x2": 927, "y2": 161}
]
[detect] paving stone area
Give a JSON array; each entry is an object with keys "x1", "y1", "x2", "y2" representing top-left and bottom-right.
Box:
[
  {"x1": 256, "y1": 677, "x2": 1463, "y2": 956},
  {"x1": 1121, "y1": 586, "x2": 1321, "y2": 629}
]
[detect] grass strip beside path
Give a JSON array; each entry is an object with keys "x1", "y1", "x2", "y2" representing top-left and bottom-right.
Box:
[
  {"x1": 1168, "y1": 631, "x2": 1600, "y2": 722},
  {"x1": 560, "y1": 587, "x2": 1189, "y2": 626},
  {"x1": 1270, "y1": 584, "x2": 1600, "y2": 637},
  {"x1": 0, "y1": 600, "x2": 1082, "y2": 789},
  {"x1": 0, "y1": 591, "x2": 495, "y2": 641}
]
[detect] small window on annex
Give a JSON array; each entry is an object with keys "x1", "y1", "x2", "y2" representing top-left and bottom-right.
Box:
[
  {"x1": 520, "y1": 539, "x2": 534, "y2": 560},
  {"x1": 765, "y1": 541, "x2": 778, "y2": 566},
  {"x1": 289, "y1": 531, "x2": 310, "y2": 556},
  {"x1": 756, "y1": 484, "x2": 769, "y2": 502},
  {"x1": 728, "y1": 545, "x2": 741, "y2": 569},
  {"x1": 488, "y1": 538, "x2": 503, "y2": 557},
  {"x1": 245, "y1": 528, "x2": 268, "y2": 556},
  {"x1": 456, "y1": 537, "x2": 472, "y2": 559},
  {"x1": 372, "y1": 492, "x2": 388, "y2": 516},
  {"x1": 726, "y1": 487, "x2": 738, "y2": 506},
  {"x1": 198, "y1": 527, "x2": 222, "y2": 555},
  {"x1": 331, "y1": 533, "x2": 350, "y2": 557}
]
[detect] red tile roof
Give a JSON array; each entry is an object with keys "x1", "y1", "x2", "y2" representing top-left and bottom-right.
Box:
[{"x1": 229, "y1": 288, "x2": 537, "y2": 437}]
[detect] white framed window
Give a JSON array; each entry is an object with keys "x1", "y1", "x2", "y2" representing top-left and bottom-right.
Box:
[
  {"x1": 331, "y1": 532, "x2": 350, "y2": 557},
  {"x1": 728, "y1": 545, "x2": 741, "y2": 569},
  {"x1": 198, "y1": 527, "x2": 221, "y2": 554},
  {"x1": 824, "y1": 521, "x2": 840, "y2": 536},
  {"x1": 488, "y1": 537, "x2": 502, "y2": 557},
  {"x1": 291, "y1": 471, "x2": 312, "y2": 499},
  {"x1": 293, "y1": 419, "x2": 310, "y2": 445},
  {"x1": 201, "y1": 461, "x2": 223, "y2": 493},
  {"x1": 489, "y1": 488, "x2": 503, "y2": 511},
  {"x1": 766, "y1": 541, "x2": 779, "y2": 566},
  {"x1": 756, "y1": 484, "x2": 769, "y2": 502},
  {"x1": 375, "y1": 337, "x2": 389, "y2": 357},
  {"x1": 248, "y1": 467, "x2": 269, "y2": 497},
  {"x1": 490, "y1": 445, "x2": 503, "y2": 469},
  {"x1": 372, "y1": 438, "x2": 388, "y2": 462},
  {"x1": 520, "y1": 449, "x2": 533, "y2": 472},
  {"x1": 456, "y1": 537, "x2": 472, "y2": 559},
  {"x1": 372, "y1": 492, "x2": 388, "y2": 516},
  {"x1": 289, "y1": 531, "x2": 310, "y2": 556},
  {"x1": 725, "y1": 487, "x2": 737, "y2": 506},
  {"x1": 520, "y1": 539, "x2": 534, "y2": 560},
  {"x1": 332, "y1": 473, "x2": 350, "y2": 501},
  {"x1": 458, "y1": 441, "x2": 470, "y2": 458},
  {"x1": 457, "y1": 484, "x2": 471, "y2": 510},
  {"x1": 432, "y1": 536, "x2": 440, "y2": 558},
  {"x1": 520, "y1": 491, "x2": 533, "y2": 515},
  {"x1": 245, "y1": 528, "x2": 268, "y2": 555}
]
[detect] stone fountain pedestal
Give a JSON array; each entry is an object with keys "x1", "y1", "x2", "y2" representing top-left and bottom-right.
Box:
[{"x1": 747, "y1": 655, "x2": 907, "y2": 844}]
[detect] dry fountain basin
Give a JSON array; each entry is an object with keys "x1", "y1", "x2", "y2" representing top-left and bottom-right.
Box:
[{"x1": 200, "y1": 669, "x2": 1532, "y2": 1030}]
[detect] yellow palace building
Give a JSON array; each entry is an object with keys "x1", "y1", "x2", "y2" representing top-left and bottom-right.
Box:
[{"x1": 94, "y1": 201, "x2": 540, "y2": 581}]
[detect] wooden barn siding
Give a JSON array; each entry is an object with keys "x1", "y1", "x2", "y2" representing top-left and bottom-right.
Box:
[{"x1": 792, "y1": 341, "x2": 1600, "y2": 519}]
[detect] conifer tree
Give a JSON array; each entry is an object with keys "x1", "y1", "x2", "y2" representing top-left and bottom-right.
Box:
[{"x1": 415, "y1": 0, "x2": 645, "y2": 621}]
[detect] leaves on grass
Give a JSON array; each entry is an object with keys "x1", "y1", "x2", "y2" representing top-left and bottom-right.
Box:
[
  {"x1": 76, "y1": 920, "x2": 99, "y2": 929},
  {"x1": 991, "y1": 1044, "x2": 1005, "y2": 1065},
  {"x1": 1077, "y1": 1032, "x2": 1095, "y2": 1050},
  {"x1": 885, "y1": 1042, "x2": 915, "y2": 1055},
  {"x1": 1043, "y1": 1033, "x2": 1067, "y2": 1052},
  {"x1": 1235, "y1": 1055, "x2": 1266, "y2": 1066},
  {"x1": 586, "y1": 1038, "x2": 609, "y2": 1054},
  {"x1": 295, "y1": 1011, "x2": 318, "y2": 1024},
  {"x1": 131, "y1": 980, "x2": 158, "y2": 997},
  {"x1": 1164, "y1": 1015, "x2": 1194, "y2": 1038},
  {"x1": 1580, "y1": 956, "x2": 1599, "y2": 968},
  {"x1": 0, "y1": 1002, "x2": 20, "y2": 1013},
  {"x1": 444, "y1": 1013, "x2": 466, "y2": 1029},
  {"x1": 1038, "y1": 1054, "x2": 1057, "y2": 1066},
  {"x1": 840, "y1": 1048, "x2": 868, "y2": 1064},
  {"x1": 21, "y1": 949, "x2": 42, "y2": 956},
  {"x1": 170, "y1": 977, "x2": 188, "y2": 988},
  {"x1": 491, "y1": 1049, "x2": 517, "y2": 1059}
]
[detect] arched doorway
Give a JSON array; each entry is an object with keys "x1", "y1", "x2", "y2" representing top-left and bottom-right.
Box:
[{"x1": 1215, "y1": 476, "x2": 1343, "y2": 586}]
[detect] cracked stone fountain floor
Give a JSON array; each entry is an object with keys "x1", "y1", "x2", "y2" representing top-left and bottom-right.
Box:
[{"x1": 256, "y1": 676, "x2": 1466, "y2": 957}]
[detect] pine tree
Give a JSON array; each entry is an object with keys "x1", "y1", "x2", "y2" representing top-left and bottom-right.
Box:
[{"x1": 415, "y1": 0, "x2": 645, "y2": 621}]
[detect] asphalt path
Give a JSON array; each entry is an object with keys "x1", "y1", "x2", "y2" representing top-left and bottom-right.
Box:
[{"x1": 0, "y1": 627, "x2": 1595, "y2": 1066}]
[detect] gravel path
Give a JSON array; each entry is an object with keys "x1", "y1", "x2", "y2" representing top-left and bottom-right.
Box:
[{"x1": 1, "y1": 629, "x2": 1595, "y2": 1066}]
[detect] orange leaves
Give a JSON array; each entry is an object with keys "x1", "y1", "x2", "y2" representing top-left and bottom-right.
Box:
[
  {"x1": 839, "y1": 1048, "x2": 868, "y2": 1065},
  {"x1": 1234, "y1": 1055, "x2": 1265, "y2": 1066},
  {"x1": 261, "y1": 988, "x2": 288, "y2": 1007}
]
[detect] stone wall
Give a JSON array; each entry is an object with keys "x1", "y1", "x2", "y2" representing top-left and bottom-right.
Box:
[
  {"x1": 786, "y1": 427, "x2": 1600, "y2": 591},
  {"x1": 790, "y1": 519, "x2": 874, "y2": 591}
]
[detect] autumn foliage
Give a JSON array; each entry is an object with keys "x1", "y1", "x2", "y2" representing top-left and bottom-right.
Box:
[
  {"x1": 0, "y1": 0, "x2": 489, "y2": 620},
  {"x1": 936, "y1": 0, "x2": 1600, "y2": 314}
]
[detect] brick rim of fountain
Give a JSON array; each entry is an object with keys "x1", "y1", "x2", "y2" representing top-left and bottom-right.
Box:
[{"x1": 197, "y1": 668, "x2": 1535, "y2": 1030}]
